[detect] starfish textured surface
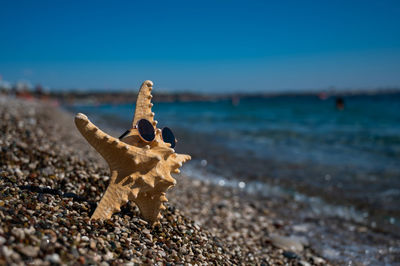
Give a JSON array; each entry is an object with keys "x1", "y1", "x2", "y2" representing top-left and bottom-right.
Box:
[{"x1": 74, "y1": 80, "x2": 191, "y2": 224}]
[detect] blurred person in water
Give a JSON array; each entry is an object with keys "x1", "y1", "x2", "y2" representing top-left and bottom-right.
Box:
[{"x1": 336, "y1": 97, "x2": 345, "y2": 110}]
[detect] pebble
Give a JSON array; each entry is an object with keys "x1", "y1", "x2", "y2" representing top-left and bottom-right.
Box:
[
  {"x1": 322, "y1": 248, "x2": 340, "y2": 259},
  {"x1": 299, "y1": 260, "x2": 312, "y2": 266},
  {"x1": 269, "y1": 234, "x2": 304, "y2": 252},
  {"x1": 0, "y1": 96, "x2": 330, "y2": 265},
  {"x1": 2, "y1": 246, "x2": 13, "y2": 258},
  {"x1": 282, "y1": 250, "x2": 299, "y2": 259},
  {"x1": 17, "y1": 245, "x2": 39, "y2": 257},
  {"x1": 312, "y1": 256, "x2": 326, "y2": 264},
  {"x1": 45, "y1": 253, "x2": 61, "y2": 263},
  {"x1": 292, "y1": 224, "x2": 309, "y2": 233},
  {"x1": 11, "y1": 228, "x2": 25, "y2": 239},
  {"x1": 90, "y1": 240, "x2": 96, "y2": 249},
  {"x1": 104, "y1": 251, "x2": 114, "y2": 260}
]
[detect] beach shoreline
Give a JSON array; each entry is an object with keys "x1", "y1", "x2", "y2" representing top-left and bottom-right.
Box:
[
  {"x1": 63, "y1": 93, "x2": 400, "y2": 237},
  {"x1": 1, "y1": 96, "x2": 399, "y2": 265},
  {"x1": 64, "y1": 99, "x2": 400, "y2": 237}
]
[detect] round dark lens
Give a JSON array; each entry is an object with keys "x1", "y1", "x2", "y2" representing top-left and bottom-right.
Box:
[
  {"x1": 162, "y1": 127, "x2": 176, "y2": 148},
  {"x1": 137, "y1": 119, "x2": 155, "y2": 142}
]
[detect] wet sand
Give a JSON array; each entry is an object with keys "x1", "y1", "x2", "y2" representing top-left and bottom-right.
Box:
[{"x1": 0, "y1": 96, "x2": 399, "y2": 265}]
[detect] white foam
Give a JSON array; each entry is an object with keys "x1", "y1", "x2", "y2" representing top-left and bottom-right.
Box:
[{"x1": 182, "y1": 161, "x2": 366, "y2": 224}]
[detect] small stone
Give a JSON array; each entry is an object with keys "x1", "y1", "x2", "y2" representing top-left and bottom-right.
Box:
[
  {"x1": 71, "y1": 247, "x2": 79, "y2": 257},
  {"x1": 178, "y1": 225, "x2": 186, "y2": 231},
  {"x1": 180, "y1": 246, "x2": 188, "y2": 255},
  {"x1": 78, "y1": 256, "x2": 85, "y2": 264},
  {"x1": 292, "y1": 224, "x2": 309, "y2": 233},
  {"x1": 81, "y1": 236, "x2": 89, "y2": 241},
  {"x1": 282, "y1": 250, "x2": 299, "y2": 260},
  {"x1": 45, "y1": 253, "x2": 61, "y2": 263},
  {"x1": 29, "y1": 162, "x2": 37, "y2": 169},
  {"x1": 2, "y1": 246, "x2": 13, "y2": 258},
  {"x1": 15, "y1": 168, "x2": 23, "y2": 178},
  {"x1": 138, "y1": 219, "x2": 148, "y2": 226},
  {"x1": 299, "y1": 260, "x2": 312, "y2": 266},
  {"x1": 322, "y1": 248, "x2": 340, "y2": 259},
  {"x1": 90, "y1": 240, "x2": 96, "y2": 249},
  {"x1": 312, "y1": 256, "x2": 326, "y2": 264},
  {"x1": 104, "y1": 251, "x2": 114, "y2": 260},
  {"x1": 269, "y1": 234, "x2": 304, "y2": 252},
  {"x1": 17, "y1": 245, "x2": 39, "y2": 257},
  {"x1": 357, "y1": 226, "x2": 368, "y2": 233},
  {"x1": 11, "y1": 228, "x2": 25, "y2": 239},
  {"x1": 40, "y1": 236, "x2": 51, "y2": 250}
]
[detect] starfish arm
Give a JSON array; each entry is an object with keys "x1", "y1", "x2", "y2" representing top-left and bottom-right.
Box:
[
  {"x1": 134, "y1": 192, "x2": 167, "y2": 224},
  {"x1": 91, "y1": 171, "x2": 133, "y2": 220},
  {"x1": 172, "y1": 153, "x2": 192, "y2": 166},
  {"x1": 74, "y1": 113, "x2": 160, "y2": 172},
  {"x1": 132, "y1": 80, "x2": 157, "y2": 127}
]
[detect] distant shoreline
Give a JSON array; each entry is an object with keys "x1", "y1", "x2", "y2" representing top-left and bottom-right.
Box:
[
  {"x1": 52, "y1": 88, "x2": 400, "y2": 105},
  {"x1": 3, "y1": 85, "x2": 400, "y2": 105}
]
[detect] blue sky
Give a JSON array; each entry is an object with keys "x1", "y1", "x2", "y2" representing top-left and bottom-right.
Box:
[{"x1": 0, "y1": 0, "x2": 399, "y2": 92}]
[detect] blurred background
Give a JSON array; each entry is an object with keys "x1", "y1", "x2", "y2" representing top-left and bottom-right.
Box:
[{"x1": 1, "y1": 0, "x2": 400, "y2": 249}]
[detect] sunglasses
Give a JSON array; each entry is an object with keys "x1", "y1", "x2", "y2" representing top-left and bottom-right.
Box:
[{"x1": 118, "y1": 118, "x2": 176, "y2": 148}]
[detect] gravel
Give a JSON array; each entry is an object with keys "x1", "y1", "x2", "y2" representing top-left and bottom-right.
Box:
[{"x1": 0, "y1": 96, "x2": 330, "y2": 265}]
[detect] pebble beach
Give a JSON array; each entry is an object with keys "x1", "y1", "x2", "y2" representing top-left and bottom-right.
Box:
[{"x1": 1, "y1": 96, "x2": 399, "y2": 265}]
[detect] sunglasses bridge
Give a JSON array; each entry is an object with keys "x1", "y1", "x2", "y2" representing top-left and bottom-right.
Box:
[{"x1": 118, "y1": 119, "x2": 176, "y2": 148}]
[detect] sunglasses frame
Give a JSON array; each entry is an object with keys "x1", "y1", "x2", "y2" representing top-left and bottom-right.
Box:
[{"x1": 118, "y1": 118, "x2": 177, "y2": 148}]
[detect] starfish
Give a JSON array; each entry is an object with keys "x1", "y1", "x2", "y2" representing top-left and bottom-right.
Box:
[{"x1": 74, "y1": 80, "x2": 191, "y2": 224}]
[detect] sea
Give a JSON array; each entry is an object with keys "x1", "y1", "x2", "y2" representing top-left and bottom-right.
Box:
[{"x1": 67, "y1": 93, "x2": 400, "y2": 236}]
